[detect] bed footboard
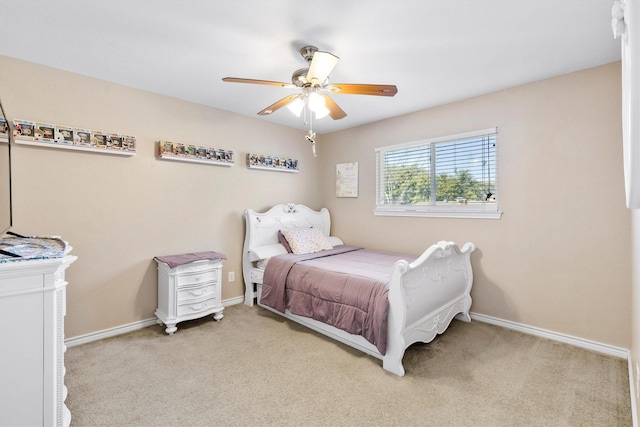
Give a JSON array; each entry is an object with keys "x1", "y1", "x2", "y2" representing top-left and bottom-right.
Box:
[{"x1": 383, "y1": 241, "x2": 475, "y2": 376}]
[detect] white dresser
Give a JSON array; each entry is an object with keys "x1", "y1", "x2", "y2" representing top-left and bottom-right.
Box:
[
  {"x1": 155, "y1": 257, "x2": 224, "y2": 335},
  {"x1": 0, "y1": 255, "x2": 77, "y2": 427}
]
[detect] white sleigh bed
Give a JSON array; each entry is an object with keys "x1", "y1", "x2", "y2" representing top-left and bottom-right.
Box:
[{"x1": 242, "y1": 203, "x2": 475, "y2": 376}]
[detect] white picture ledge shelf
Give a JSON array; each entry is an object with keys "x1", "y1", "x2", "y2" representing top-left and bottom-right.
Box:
[
  {"x1": 246, "y1": 153, "x2": 299, "y2": 173},
  {"x1": 14, "y1": 139, "x2": 136, "y2": 156},
  {"x1": 158, "y1": 154, "x2": 234, "y2": 167},
  {"x1": 247, "y1": 164, "x2": 298, "y2": 173}
]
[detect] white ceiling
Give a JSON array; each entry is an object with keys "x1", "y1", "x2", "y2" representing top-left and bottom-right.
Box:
[{"x1": 0, "y1": 0, "x2": 620, "y2": 135}]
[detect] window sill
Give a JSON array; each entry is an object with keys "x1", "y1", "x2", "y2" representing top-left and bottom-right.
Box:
[{"x1": 373, "y1": 207, "x2": 502, "y2": 219}]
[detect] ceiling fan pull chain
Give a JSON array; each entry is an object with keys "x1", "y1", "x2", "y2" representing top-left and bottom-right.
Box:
[{"x1": 302, "y1": 91, "x2": 310, "y2": 127}]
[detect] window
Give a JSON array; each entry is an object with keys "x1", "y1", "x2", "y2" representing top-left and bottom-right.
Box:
[{"x1": 375, "y1": 128, "x2": 501, "y2": 219}]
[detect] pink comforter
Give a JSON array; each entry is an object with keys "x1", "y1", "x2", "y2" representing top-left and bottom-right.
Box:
[{"x1": 260, "y1": 246, "x2": 416, "y2": 355}]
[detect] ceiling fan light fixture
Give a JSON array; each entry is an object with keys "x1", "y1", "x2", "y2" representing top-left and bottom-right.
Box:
[
  {"x1": 286, "y1": 97, "x2": 305, "y2": 117},
  {"x1": 314, "y1": 105, "x2": 330, "y2": 119},
  {"x1": 308, "y1": 91, "x2": 326, "y2": 112}
]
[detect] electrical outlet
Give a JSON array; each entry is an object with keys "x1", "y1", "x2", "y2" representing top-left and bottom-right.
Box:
[{"x1": 228, "y1": 271, "x2": 235, "y2": 282}]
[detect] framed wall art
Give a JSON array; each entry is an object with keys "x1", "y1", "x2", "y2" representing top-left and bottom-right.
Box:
[{"x1": 336, "y1": 162, "x2": 358, "y2": 197}]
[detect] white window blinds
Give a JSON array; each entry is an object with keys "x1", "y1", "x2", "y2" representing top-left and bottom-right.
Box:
[{"x1": 375, "y1": 128, "x2": 500, "y2": 218}]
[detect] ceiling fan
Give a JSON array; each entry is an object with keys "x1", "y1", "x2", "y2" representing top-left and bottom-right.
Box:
[{"x1": 222, "y1": 45, "x2": 398, "y2": 122}]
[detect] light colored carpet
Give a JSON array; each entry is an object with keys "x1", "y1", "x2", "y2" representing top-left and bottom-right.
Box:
[{"x1": 65, "y1": 304, "x2": 631, "y2": 426}]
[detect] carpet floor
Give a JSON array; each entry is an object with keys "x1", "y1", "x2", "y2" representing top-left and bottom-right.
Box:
[{"x1": 65, "y1": 304, "x2": 632, "y2": 426}]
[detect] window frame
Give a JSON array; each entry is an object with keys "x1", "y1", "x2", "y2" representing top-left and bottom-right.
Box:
[{"x1": 374, "y1": 127, "x2": 502, "y2": 219}]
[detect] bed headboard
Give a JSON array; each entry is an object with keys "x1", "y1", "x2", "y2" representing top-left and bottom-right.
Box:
[
  {"x1": 242, "y1": 204, "x2": 331, "y2": 305},
  {"x1": 243, "y1": 203, "x2": 331, "y2": 254}
]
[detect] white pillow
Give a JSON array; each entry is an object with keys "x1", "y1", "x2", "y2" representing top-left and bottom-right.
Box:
[
  {"x1": 327, "y1": 236, "x2": 344, "y2": 246},
  {"x1": 282, "y1": 228, "x2": 333, "y2": 255}
]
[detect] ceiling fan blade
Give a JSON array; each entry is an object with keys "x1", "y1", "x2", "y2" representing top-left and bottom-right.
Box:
[
  {"x1": 326, "y1": 83, "x2": 398, "y2": 97},
  {"x1": 257, "y1": 94, "x2": 300, "y2": 116},
  {"x1": 222, "y1": 77, "x2": 295, "y2": 88},
  {"x1": 306, "y1": 51, "x2": 339, "y2": 86},
  {"x1": 321, "y1": 95, "x2": 347, "y2": 120}
]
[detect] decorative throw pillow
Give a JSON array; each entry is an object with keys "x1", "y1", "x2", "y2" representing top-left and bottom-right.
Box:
[
  {"x1": 282, "y1": 228, "x2": 333, "y2": 255},
  {"x1": 278, "y1": 230, "x2": 293, "y2": 253}
]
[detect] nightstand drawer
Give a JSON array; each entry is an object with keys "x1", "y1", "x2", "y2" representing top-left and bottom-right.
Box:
[
  {"x1": 176, "y1": 269, "x2": 218, "y2": 287},
  {"x1": 174, "y1": 260, "x2": 221, "y2": 275},
  {"x1": 177, "y1": 297, "x2": 218, "y2": 317},
  {"x1": 177, "y1": 282, "x2": 216, "y2": 302}
]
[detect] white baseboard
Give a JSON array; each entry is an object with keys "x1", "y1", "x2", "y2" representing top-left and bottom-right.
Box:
[
  {"x1": 471, "y1": 312, "x2": 630, "y2": 359},
  {"x1": 67, "y1": 302, "x2": 628, "y2": 356},
  {"x1": 65, "y1": 296, "x2": 245, "y2": 348},
  {"x1": 65, "y1": 318, "x2": 159, "y2": 348}
]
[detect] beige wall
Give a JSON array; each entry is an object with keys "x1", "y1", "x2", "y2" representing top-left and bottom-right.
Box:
[
  {"x1": 0, "y1": 55, "x2": 324, "y2": 338},
  {"x1": 0, "y1": 55, "x2": 631, "y2": 351},
  {"x1": 320, "y1": 62, "x2": 631, "y2": 349}
]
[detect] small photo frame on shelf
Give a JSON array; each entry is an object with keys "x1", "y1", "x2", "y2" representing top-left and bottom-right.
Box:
[
  {"x1": 54, "y1": 125, "x2": 74, "y2": 145},
  {"x1": 196, "y1": 146, "x2": 207, "y2": 159},
  {"x1": 122, "y1": 135, "x2": 136, "y2": 151},
  {"x1": 185, "y1": 144, "x2": 197, "y2": 158},
  {"x1": 159, "y1": 140, "x2": 173, "y2": 156},
  {"x1": 34, "y1": 122, "x2": 55, "y2": 142},
  {"x1": 0, "y1": 117, "x2": 8, "y2": 137},
  {"x1": 13, "y1": 119, "x2": 36, "y2": 140},
  {"x1": 173, "y1": 142, "x2": 186, "y2": 157},
  {"x1": 92, "y1": 130, "x2": 108, "y2": 148},
  {"x1": 221, "y1": 149, "x2": 234, "y2": 163},
  {"x1": 74, "y1": 128, "x2": 92, "y2": 147},
  {"x1": 108, "y1": 134, "x2": 123, "y2": 150}
]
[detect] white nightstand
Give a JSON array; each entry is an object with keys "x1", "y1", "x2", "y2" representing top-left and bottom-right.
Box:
[{"x1": 154, "y1": 257, "x2": 224, "y2": 335}]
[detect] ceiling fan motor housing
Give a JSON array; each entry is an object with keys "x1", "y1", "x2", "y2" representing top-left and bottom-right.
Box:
[
  {"x1": 299, "y1": 45, "x2": 318, "y2": 63},
  {"x1": 292, "y1": 68, "x2": 310, "y2": 87}
]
